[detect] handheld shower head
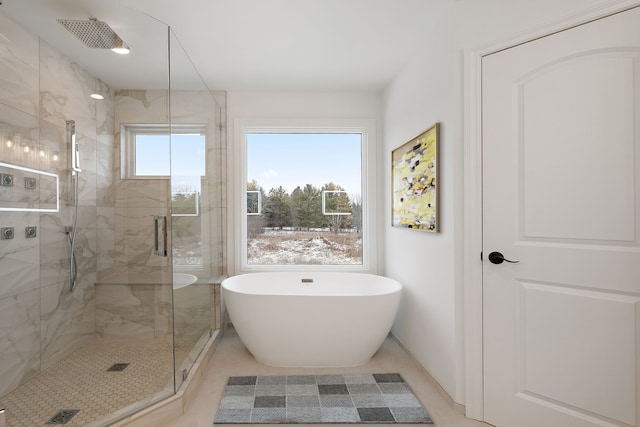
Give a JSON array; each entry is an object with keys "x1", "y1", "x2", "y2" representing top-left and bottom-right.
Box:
[{"x1": 66, "y1": 120, "x2": 81, "y2": 174}]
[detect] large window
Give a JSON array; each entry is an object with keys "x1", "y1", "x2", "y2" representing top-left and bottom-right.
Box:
[
  {"x1": 122, "y1": 124, "x2": 206, "y2": 268},
  {"x1": 241, "y1": 124, "x2": 375, "y2": 270}
]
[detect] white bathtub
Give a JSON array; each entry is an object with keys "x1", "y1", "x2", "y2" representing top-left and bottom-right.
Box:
[
  {"x1": 221, "y1": 272, "x2": 402, "y2": 367},
  {"x1": 173, "y1": 273, "x2": 198, "y2": 290}
]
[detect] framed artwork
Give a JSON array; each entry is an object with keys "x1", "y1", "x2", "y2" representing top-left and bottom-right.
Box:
[{"x1": 391, "y1": 123, "x2": 439, "y2": 232}]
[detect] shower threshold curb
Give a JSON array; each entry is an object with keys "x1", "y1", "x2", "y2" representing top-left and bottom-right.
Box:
[{"x1": 109, "y1": 328, "x2": 224, "y2": 427}]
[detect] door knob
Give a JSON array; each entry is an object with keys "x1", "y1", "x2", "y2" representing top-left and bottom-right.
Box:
[{"x1": 488, "y1": 251, "x2": 519, "y2": 264}]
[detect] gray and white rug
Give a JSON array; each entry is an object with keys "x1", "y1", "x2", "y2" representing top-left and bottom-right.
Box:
[{"x1": 214, "y1": 373, "x2": 433, "y2": 424}]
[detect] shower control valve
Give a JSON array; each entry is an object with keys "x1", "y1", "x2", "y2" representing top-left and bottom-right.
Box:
[
  {"x1": 0, "y1": 173, "x2": 13, "y2": 187},
  {"x1": 1, "y1": 227, "x2": 14, "y2": 240},
  {"x1": 25, "y1": 226, "x2": 37, "y2": 238},
  {"x1": 24, "y1": 177, "x2": 37, "y2": 190}
]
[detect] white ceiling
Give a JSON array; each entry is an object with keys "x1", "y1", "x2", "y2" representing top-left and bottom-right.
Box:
[{"x1": 2, "y1": 0, "x2": 436, "y2": 92}]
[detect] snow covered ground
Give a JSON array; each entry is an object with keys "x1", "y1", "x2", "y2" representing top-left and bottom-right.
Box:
[{"x1": 247, "y1": 230, "x2": 362, "y2": 265}]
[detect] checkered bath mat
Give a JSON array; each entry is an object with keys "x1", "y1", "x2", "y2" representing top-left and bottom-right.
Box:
[{"x1": 214, "y1": 373, "x2": 433, "y2": 424}]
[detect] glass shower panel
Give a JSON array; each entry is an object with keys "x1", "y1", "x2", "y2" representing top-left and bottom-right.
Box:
[{"x1": 168, "y1": 29, "x2": 221, "y2": 391}]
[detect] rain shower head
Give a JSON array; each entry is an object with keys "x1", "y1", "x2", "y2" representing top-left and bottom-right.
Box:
[{"x1": 57, "y1": 18, "x2": 130, "y2": 53}]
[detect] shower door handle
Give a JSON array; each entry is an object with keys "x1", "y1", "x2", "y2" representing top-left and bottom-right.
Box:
[{"x1": 153, "y1": 215, "x2": 167, "y2": 257}]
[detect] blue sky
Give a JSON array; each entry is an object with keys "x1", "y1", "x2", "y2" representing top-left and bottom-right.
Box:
[
  {"x1": 247, "y1": 133, "x2": 362, "y2": 196},
  {"x1": 136, "y1": 133, "x2": 205, "y2": 191},
  {"x1": 135, "y1": 132, "x2": 362, "y2": 197}
]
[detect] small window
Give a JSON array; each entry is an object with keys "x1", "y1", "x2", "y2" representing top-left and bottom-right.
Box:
[{"x1": 123, "y1": 124, "x2": 205, "y2": 179}]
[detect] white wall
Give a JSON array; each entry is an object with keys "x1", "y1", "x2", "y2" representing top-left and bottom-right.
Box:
[
  {"x1": 226, "y1": 91, "x2": 383, "y2": 275},
  {"x1": 382, "y1": 0, "x2": 619, "y2": 406},
  {"x1": 382, "y1": 0, "x2": 459, "y2": 400},
  {"x1": 454, "y1": 0, "x2": 611, "y2": 49}
]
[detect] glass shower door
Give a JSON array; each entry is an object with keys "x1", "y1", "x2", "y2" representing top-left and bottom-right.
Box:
[{"x1": 168, "y1": 29, "x2": 223, "y2": 391}]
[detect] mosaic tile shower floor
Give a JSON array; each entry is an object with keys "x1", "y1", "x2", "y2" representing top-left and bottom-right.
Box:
[
  {"x1": 214, "y1": 373, "x2": 433, "y2": 424},
  {"x1": 0, "y1": 337, "x2": 195, "y2": 427}
]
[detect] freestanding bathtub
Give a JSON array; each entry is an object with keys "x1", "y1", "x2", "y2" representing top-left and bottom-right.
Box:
[{"x1": 222, "y1": 272, "x2": 402, "y2": 367}]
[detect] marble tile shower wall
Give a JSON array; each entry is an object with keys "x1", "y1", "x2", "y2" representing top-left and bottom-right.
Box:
[
  {"x1": 113, "y1": 90, "x2": 170, "y2": 277},
  {"x1": 96, "y1": 89, "x2": 226, "y2": 340},
  {"x1": 0, "y1": 13, "x2": 116, "y2": 398}
]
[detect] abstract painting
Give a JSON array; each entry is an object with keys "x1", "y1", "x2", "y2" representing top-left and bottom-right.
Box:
[{"x1": 391, "y1": 123, "x2": 439, "y2": 232}]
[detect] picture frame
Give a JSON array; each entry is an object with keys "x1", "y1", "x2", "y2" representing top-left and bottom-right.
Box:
[{"x1": 391, "y1": 123, "x2": 439, "y2": 232}]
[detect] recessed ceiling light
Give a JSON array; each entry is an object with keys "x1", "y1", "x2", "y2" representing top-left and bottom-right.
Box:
[{"x1": 90, "y1": 93, "x2": 105, "y2": 100}]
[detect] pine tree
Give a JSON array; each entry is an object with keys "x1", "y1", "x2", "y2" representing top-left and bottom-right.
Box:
[
  {"x1": 291, "y1": 184, "x2": 323, "y2": 230},
  {"x1": 263, "y1": 186, "x2": 291, "y2": 229}
]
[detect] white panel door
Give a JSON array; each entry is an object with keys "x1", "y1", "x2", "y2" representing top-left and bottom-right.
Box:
[{"x1": 483, "y1": 7, "x2": 640, "y2": 427}]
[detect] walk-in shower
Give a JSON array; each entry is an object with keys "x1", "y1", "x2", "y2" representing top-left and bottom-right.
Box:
[
  {"x1": 66, "y1": 120, "x2": 80, "y2": 292},
  {"x1": 0, "y1": 2, "x2": 225, "y2": 426}
]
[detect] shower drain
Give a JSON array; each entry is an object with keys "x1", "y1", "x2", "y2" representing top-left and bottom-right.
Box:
[
  {"x1": 46, "y1": 409, "x2": 79, "y2": 424},
  {"x1": 107, "y1": 363, "x2": 130, "y2": 372}
]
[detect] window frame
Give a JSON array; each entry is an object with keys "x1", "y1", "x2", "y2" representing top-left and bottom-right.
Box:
[{"x1": 234, "y1": 119, "x2": 378, "y2": 273}]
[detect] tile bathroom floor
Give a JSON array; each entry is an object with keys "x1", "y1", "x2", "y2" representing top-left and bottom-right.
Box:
[
  {"x1": 163, "y1": 327, "x2": 490, "y2": 427},
  {"x1": 0, "y1": 337, "x2": 198, "y2": 427}
]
